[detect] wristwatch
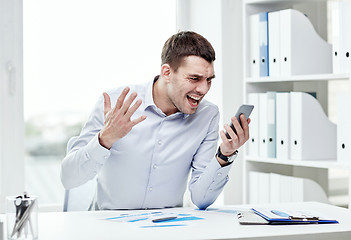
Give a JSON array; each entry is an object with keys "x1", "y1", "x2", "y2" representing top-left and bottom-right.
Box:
[{"x1": 216, "y1": 147, "x2": 238, "y2": 163}]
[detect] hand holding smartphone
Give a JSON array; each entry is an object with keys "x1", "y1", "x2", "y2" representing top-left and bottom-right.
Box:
[{"x1": 225, "y1": 104, "x2": 254, "y2": 139}]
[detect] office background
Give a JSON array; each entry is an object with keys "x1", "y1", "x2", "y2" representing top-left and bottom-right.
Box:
[{"x1": 0, "y1": 0, "x2": 349, "y2": 213}]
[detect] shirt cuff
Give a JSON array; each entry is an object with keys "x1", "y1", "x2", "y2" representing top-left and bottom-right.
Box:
[
  {"x1": 85, "y1": 134, "x2": 111, "y2": 164},
  {"x1": 207, "y1": 157, "x2": 233, "y2": 182}
]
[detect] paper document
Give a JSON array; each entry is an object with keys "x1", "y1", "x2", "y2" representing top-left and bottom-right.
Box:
[{"x1": 104, "y1": 210, "x2": 204, "y2": 228}]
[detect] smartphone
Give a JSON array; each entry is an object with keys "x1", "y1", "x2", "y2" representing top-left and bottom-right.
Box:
[{"x1": 225, "y1": 104, "x2": 254, "y2": 139}]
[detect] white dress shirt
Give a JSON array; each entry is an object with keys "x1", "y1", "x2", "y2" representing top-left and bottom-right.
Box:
[{"x1": 61, "y1": 79, "x2": 233, "y2": 210}]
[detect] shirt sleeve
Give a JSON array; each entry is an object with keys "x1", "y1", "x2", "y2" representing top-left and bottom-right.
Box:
[
  {"x1": 188, "y1": 109, "x2": 233, "y2": 210},
  {"x1": 60, "y1": 95, "x2": 111, "y2": 189}
]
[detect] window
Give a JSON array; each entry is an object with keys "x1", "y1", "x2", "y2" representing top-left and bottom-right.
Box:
[{"x1": 24, "y1": 0, "x2": 176, "y2": 208}]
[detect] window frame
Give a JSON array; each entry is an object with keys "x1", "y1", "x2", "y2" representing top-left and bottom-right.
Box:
[{"x1": 0, "y1": 0, "x2": 24, "y2": 213}]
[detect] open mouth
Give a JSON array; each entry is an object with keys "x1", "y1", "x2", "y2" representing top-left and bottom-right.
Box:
[{"x1": 187, "y1": 94, "x2": 201, "y2": 107}]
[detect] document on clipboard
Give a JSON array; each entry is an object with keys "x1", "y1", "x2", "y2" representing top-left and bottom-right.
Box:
[
  {"x1": 248, "y1": 208, "x2": 339, "y2": 225},
  {"x1": 237, "y1": 211, "x2": 270, "y2": 225}
]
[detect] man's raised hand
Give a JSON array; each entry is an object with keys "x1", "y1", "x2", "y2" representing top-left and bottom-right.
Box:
[{"x1": 99, "y1": 87, "x2": 147, "y2": 149}]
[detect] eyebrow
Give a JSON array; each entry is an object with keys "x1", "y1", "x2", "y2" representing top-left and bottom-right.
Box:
[
  {"x1": 207, "y1": 74, "x2": 216, "y2": 80},
  {"x1": 188, "y1": 73, "x2": 216, "y2": 80}
]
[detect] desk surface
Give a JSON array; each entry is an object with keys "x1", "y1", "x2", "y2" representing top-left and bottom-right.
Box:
[{"x1": 38, "y1": 202, "x2": 351, "y2": 240}]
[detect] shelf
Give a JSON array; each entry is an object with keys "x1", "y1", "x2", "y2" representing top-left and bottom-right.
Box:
[
  {"x1": 245, "y1": 156, "x2": 351, "y2": 169},
  {"x1": 242, "y1": 0, "x2": 351, "y2": 208},
  {"x1": 245, "y1": 0, "x2": 326, "y2": 5},
  {"x1": 246, "y1": 73, "x2": 350, "y2": 83}
]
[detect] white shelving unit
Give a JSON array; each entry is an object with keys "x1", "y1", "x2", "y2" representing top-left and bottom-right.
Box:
[
  {"x1": 242, "y1": 0, "x2": 351, "y2": 208},
  {"x1": 246, "y1": 73, "x2": 349, "y2": 83}
]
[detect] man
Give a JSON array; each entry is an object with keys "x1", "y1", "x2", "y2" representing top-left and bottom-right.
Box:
[{"x1": 61, "y1": 31, "x2": 250, "y2": 210}]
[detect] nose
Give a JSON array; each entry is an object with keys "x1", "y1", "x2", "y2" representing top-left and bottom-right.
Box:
[{"x1": 196, "y1": 79, "x2": 210, "y2": 94}]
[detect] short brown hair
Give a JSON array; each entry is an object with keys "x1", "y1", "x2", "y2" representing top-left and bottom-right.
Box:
[{"x1": 161, "y1": 31, "x2": 216, "y2": 71}]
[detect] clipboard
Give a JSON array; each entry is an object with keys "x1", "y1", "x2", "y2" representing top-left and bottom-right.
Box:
[
  {"x1": 237, "y1": 211, "x2": 269, "y2": 225},
  {"x1": 250, "y1": 208, "x2": 339, "y2": 225}
]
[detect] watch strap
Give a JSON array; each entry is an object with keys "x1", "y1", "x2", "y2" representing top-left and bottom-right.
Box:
[{"x1": 216, "y1": 147, "x2": 238, "y2": 163}]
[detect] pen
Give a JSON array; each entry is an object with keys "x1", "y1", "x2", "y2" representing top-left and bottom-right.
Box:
[{"x1": 152, "y1": 216, "x2": 178, "y2": 223}]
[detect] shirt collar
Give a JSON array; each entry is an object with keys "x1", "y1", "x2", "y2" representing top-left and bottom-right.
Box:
[
  {"x1": 143, "y1": 79, "x2": 156, "y2": 110},
  {"x1": 144, "y1": 77, "x2": 190, "y2": 119}
]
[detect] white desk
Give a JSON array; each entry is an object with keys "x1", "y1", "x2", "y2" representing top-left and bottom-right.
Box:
[{"x1": 37, "y1": 202, "x2": 351, "y2": 240}]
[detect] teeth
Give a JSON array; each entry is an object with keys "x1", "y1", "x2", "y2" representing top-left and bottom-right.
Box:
[{"x1": 188, "y1": 95, "x2": 201, "y2": 101}]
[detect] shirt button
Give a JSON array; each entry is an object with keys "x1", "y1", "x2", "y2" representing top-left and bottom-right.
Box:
[
  {"x1": 149, "y1": 187, "x2": 153, "y2": 192},
  {"x1": 217, "y1": 172, "x2": 222, "y2": 176},
  {"x1": 157, "y1": 140, "x2": 162, "y2": 145},
  {"x1": 153, "y1": 164, "x2": 157, "y2": 169},
  {"x1": 104, "y1": 155, "x2": 109, "y2": 159}
]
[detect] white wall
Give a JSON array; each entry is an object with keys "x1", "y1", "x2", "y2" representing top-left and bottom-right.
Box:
[
  {"x1": 221, "y1": 0, "x2": 244, "y2": 205},
  {"x1": 0, "y1": 0, "x2": 24, "y2": 213},
  {"x1": 177, "y1": 0, "x2": 224, "y2": 115},
  {"x1": 177, "y1": 0, "x2": 244, "y2": 205}
]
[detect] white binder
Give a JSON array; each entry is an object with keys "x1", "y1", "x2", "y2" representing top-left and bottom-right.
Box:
[
  {"x1": 258, "y1": 172, "x2": 270, "y2": 204},
  {"x1": 279, "y1": 174, "x2": 292, "y2": 202},
  {"x1": 249, "y1": 171, "x2": 259, "y2": 204},
  {"x1": 259, "y1": 12, "x2": 269, "y2": 77},
  {"x1": 266, "y1": 92, "x2": 276, "y2": 158},
  {"x1": 290, "y1": 175, "x2": 304, "y2": 202},
  {"x1": 280, "y1": 9, "x2": 332, "y2": 76},
  {"x1": 272, "y1": 174, "x2": 329, "y2": 203},
  {"x1": 331, "y1": 1, "x2": 342, "y2": 74},
  {"x1": 259, "y1": 93, "x2": 268, "y2": 158},
  {"x1": 269, "y1": 173, "x2": 281, "y2": 204},
  {"x1": 337, "y1": 93, "x2": 351, "y2": 164},
  {"x1": 331, "y1": 1, "x2": 351, "y2": 74},
  {"x1": 249, "y1": 14, "x2": 260, "y2": 78},
  {"x1": 276, "y1": 92, "x2": 290, "y2": 160},
  {"x1": 247, "y1": 93, "x2": 259, "y2": 157},
  {"x1": 268, "y1": 11, "x2": 281, "y2": 77},
  {"x1": 290, "y1": 92, "x2": 337, "y2": 160},
  {"x1": 303, "y1": 178, "x2": 329, "y2": 204}
]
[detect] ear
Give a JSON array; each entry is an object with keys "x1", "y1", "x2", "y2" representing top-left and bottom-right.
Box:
[{"x1": 161, "y1": 64, "x2": 171, "y2": 82}]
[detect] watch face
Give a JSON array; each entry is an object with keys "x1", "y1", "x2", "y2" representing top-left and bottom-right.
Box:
[
  {"x1": 227, "y1": 151, "x2": 238, "y2": 163},
  {"x1": 227, "y1": 156, "x2": 235, "y2": 163}
]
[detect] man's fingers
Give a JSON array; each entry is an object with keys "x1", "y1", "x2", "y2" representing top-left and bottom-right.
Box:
[
  {"x1": 114, "y1": 87, "x2": 130, "y2": 113},
  {"x1": 240, "y1": 115, "x2": 250, "y2": 140},
  {"x1": 103, "y1": 92, "x2": 112, "y2": 117},
  {"x1": 223, "y1": 123, "x2": 237, "y2": 141},
  {"x1": 119, "y1": 91, "x2": 138, "y2": 115},
  {"x1": 220, "y1": 130, "x2": 231, "y2": 144},
  {"x1": 219, "y1": 115, "x2": 251, "y2": 158},
  {"x1": 125, "y1": 99, "x2": 143, "y2": 119},
  {"x1": 220, "y1": 130, "x2": 238, "y2": 153},
  {"x1": 131, "y1": 115, "x2": 147, "y2": 127},
  {"x1": 232, "y1": 116, "x2": 244, "y2": 139}
]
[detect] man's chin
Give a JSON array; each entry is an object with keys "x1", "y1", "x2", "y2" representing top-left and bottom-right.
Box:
[
  {"x1": 182, "y1": 107, "x2": 198, "y2": 115},
  {"x1": 176, "y1": 102, "x2": 200, "y2": 115}
]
